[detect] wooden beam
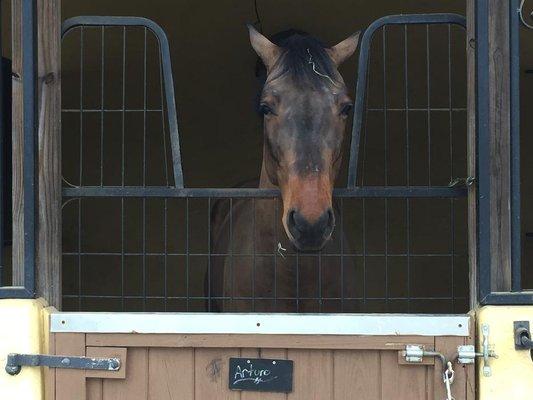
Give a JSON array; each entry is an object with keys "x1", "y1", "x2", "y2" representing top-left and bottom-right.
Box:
[
  {"x1": 467, "y1": 0, "x2": 477, "y2": 309},
  {"x1": 11, "y1": 0, "x2": 23, "y2": 285},
  {"x1": 488, "y1": 0, "x2": 512, "y2": 292},
  {"x1": 36, "y1": 0, "x2": 61, "y2": 308}
]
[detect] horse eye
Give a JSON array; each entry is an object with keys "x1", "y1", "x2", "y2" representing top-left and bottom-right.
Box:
[
  {"x1": 260, "y1": 103, "x2": 274, "y2": 116},
  {"x1": 340, "y1": 103, "x2": 353, "y2": 116}
]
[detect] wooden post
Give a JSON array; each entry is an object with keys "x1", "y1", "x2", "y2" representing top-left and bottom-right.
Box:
[
  {"x1": 488, "y1": 0, "x2": 512, "y2": 292},
  {"x1": 11, "y1": 0, "x2": 23, "y2": 286},
  {"x1": 11, "y1": 0, "x2": 62, "y2": 306},
  {"x1": 467, "y1": 0, "x2": 477, "y2": 309},
  {"x1": 36, "y1": 0, "x2": 61, "y2": 308}
]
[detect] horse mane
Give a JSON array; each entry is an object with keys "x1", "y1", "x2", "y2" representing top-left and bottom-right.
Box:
[{"x1": 254, "y1": 30, "x2": 339, "y2": 110}]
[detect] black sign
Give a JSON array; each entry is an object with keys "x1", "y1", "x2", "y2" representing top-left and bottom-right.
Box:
[{"x1": 228, "y1": 357, "x2": 293, "y2": 393}]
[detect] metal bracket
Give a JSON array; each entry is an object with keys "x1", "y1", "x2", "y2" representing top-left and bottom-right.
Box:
[
  {"x1": 403, "y1": 345, "x2": 425, "y2": 363},
  {"x1": 514, "y1": 320, "x2": 533, "y2": 349},
  {"x1": 5, "y1": 353, "x2": 121, "y2": 376},
  {"x1": 456, "y1": 324, "x2": 497, "y2": 377}
]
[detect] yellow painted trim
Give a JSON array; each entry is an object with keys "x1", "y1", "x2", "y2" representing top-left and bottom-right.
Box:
[
  {"x1": 478, "y1": 306, "x2": 533, "y2": 399},
  {"x1": 0, "y1": 299, "x2": 51, "y2": 400}
]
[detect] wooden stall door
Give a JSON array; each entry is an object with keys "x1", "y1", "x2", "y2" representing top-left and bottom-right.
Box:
[{"x1": 51, "y1": 332, "x2": 474, "y2": 400}]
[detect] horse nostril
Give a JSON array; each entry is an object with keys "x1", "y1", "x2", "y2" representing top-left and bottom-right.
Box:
[
  {"x1": 287, "y1": 210, "x2": 301, "y2": 238},
  {"x1": 327, "y1": 208, "x2": 335, "y2": 227},
  {"x1": 324, "y1": 208, "x2": 335, "y2": 236}
]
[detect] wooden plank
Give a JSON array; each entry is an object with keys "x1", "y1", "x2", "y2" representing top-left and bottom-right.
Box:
[
  {"x1": 488, "y1": 0, "x2": 512, "y2": 292},
  {"x1": 147, "y1": 348, "x2": 194, "y2": 400},
  {"x1": 434, "y1": 336, "x2": 466, "y2": 400},
  {"x1": 10, "y1": 0, "x2": 23, "y2": 285},
  {"x1": 194, "y1": 348, "x2": 240, "y2": 400},
  {"x1": 103, "y1": 348, "x2": 148, "y2": 400},
  {"x1": 45, "y1": 331, "x2": 56, "y2": 400},
  {"x1": 240, "y1": 349, "x2": 261, "y2": 400},
  {"x1": 465, "y1": 314, "x2": 476, "y2": 400},
  {"x1": 87, "y1": 379, "x2": 103, "y2": 400},
  {"x1": 85, "y1": 347, "x2": 127, "y2": 379},
  {"x1": 55, "y1": 333, "x2": 86, "y2": 400},
  {"x1": 333, "y1": 350, "x2": 379, "y2": 400},
  {"x1": 36, "y1": 0, "x2": 62, "y2": 308},
  {"x1": 380, "y1": 351, "x2": 428, "y2": 400},
  {"x1": 287, "y1": 349, "x2": 333, "y2": 400},
  {"x1": 466, "y1": 0, "x2": 477, "y2": 310},
  {"x1": 86, "y1": 333, "x2": 434, "y2": 350},
  {"x1": 240, "y1": 348, "x2": 288, "y2": 400}
]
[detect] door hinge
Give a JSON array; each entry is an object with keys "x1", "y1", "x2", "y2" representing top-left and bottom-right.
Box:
[
  {"x1": 456, "y1": 323, "x2": 497, "y2": 377},
  {"x1": 5, "y1": 353, "x2": 121, "y2": 376}
]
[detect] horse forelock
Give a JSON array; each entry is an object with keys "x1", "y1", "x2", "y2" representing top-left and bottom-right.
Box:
[{"x1": 256, "y1": 31, "x2": 341, "y2": 94}]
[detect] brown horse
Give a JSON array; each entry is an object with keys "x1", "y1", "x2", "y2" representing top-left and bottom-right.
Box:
[{"x1": 210, "y1": 26, "x2": 360, "y2": 312}]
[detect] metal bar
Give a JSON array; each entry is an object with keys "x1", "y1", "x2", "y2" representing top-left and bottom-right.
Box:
[
  {"x1": 5, "y1": 353, "x2": 120, "y2": 376},
  {"x1": 121, "y1": 27, "x2": 126, "y2": 187},
  {"x1": 481, "y1": 292, "x2": 533, "y2": 305},
  {"x1": 448, "y1": 24, "x2": 456, "y2": 310},
  {"x1": 207, "y1": 197, "x2": 211, "y2": 311},
  {"x1": 77, "y1": 199, "x2": 82, "y2": 310},
  {"x1": 50, "y1": 312, "x2": 471, "y2": 336},
  {"x1": 366, "y1": 107, "x2": 467, "y2": 112},
  {"x1": 142, "y1": 28, "x2": 148, "y2": 311},
  {"x1": 252, "y1": 198, "x2": 256, "y2": 312},
  {"x1": 186, "y1": 198, "x2": 190, "y2": 310},
  {"x1": 164, "y1": 198, "x2": 168, "y2": 311},
  {"x1": 340, "y1": 198, "x2": 344, "y2": 311},
  {"x1": 510, "y1": 0, "x2": 521, "y2": 291},
  {"x1": 348, "y1": 13, "x2": 467, "y2": 188},
  {"x1": 120, "y1": 197, "x2": 125, "y2": 311},
  {"x1": 63, "y1": 186, "x2": 467, "y2": 198},
  {"x1": 382, "y1": 27, "x2": 389, "y2": 309},
  {"x1": 100, "y1": 26, "x2": 105, "y2": 186},
  {"x1": 0, "y1": 286, "x2": 34, "y2": 298},
  {"x1": 63, "y1": 252, "x2": 467, "y2": 257},
  {"x1": 63, "y1": 108, "x2": 163, "y2": 112},
  {"x1": 61, "y1": 294, "x2": 468, "y2": 301},
  {"x1": 404, "y1": 25, "x2": 412, "y2": 312},
  {"x1": 476, "y1": 0, "x2": 492, "y2": 300},
  {"x1": 158, "y1": 38, "x2": 170, "y2": 186},
  {"x1": 426, "y1": 24, "x2": 432, "y2": 186}
]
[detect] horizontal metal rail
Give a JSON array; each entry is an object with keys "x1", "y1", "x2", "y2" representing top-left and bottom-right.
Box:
[{"x1": 63, "y1": 186, "x2": 467, "y2": 198}]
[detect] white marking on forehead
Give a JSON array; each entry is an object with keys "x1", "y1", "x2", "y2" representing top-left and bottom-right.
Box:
[{"x1": 307, "y1": 48, "x2": 338, "y2": 86}]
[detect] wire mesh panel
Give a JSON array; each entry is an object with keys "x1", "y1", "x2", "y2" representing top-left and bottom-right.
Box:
[{"x1": 61, "y1": 15, "x2": 468, "y2": 313}]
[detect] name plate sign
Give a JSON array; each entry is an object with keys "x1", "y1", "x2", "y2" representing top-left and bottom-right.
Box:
[{"x1": 228, "y1": 357, "x2": 293, "y2": 393}]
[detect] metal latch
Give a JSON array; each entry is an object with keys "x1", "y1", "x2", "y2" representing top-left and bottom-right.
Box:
[
  {"x1": 402, "y1": 345, "x2": 448, "y2": 366},
  {"x1": 402, "y1": 345, "x2": 456, "y2": 400},
  {"x1": 5, "y1": 353, "x2": 121, "y2": 376},
  {"x1": 457, "y1": 323, "x2": 497, "y2": 377}
]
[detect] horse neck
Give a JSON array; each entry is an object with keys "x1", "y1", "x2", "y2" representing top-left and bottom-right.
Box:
[
  {"x1": 259, "y1": 150, "x2": 276, "y2": 189},
  {"x1": 255, "y1": 150, "x2": 279, "y2": 233}
]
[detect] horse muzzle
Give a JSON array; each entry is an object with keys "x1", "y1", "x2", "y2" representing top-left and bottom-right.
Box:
[{"x1": 286, "y1": 208, "x2": 335, "y2": 251}]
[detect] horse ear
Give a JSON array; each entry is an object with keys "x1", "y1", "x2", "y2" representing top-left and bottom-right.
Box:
[
  {"x1": 247, "y1": 24, "x2": 281, "y2": 71},
  {"x1": 327, "y1": 31, "x2": 360, "y2": 66}
]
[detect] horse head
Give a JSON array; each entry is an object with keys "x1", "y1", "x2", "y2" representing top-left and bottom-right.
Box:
[{"x1": 249, "y1": 25, "x2": 359, "y2": 251}]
